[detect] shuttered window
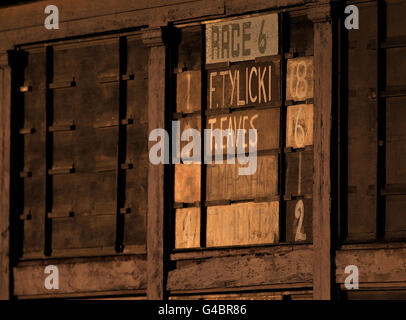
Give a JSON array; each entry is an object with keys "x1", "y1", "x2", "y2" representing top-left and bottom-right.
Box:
[
  {"x1": 13, "y1": 33, "x2": 149, "y2": 259},
  {"x1": 343, "y1": 0, "x2": 406, "y2": 241}
]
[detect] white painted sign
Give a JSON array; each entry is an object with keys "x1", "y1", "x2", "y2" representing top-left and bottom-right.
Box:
[{"x1": 206, "y1": 13, "x2": 278, "y2": 64}]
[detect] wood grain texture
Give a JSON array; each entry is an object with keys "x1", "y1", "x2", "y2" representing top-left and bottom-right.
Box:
[
  {"x1": 175, "y1": 208, "x2": 200, "y2": 249},
  {"x1": 0, "y1": 0, "x2": 225, "y2": 52},
  {"x1": 286, "y1": 57, "x2": 314, "y2": 101},
  {"x1": 0, "y1": 53, "x2": 11, "y2": 299},
  {"x1": 145, "y1": 29, "x2": 166, "y2": 300},
  {"x1": 13, "y1": 255, "x2": 146, "y2": 297},
  {"x1": 174, "y1": 164, "x2": 201, "y2": 203},
  {"x1": 336, "y1": 246, "x2": 406, "y2": 284},
  {"x1": 311, "y1": 11, "x2": 332, "y2": 300},
  {"x1": 176, "y1": 71, "x2": 201, "y2": 114},
  {"x1": 206, "y1": 154, "x2": 278, "y2": 201},
  {"x1": 206, "y1": 201, "x2": 279, "y2": 247},
  {"x1": 286, "y1": 104, "x2": 314, "y2": 148},
  {"x1": 167, "y1": 245, "x2": 313, "y2": 291}
]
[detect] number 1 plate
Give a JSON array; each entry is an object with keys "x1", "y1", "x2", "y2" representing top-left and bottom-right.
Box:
[{"x1": 205, "y1": 13, "x2": 279, "y2": 64}]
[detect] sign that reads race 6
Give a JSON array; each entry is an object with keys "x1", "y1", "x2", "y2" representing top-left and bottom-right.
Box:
[{"x1": 206, "y1": 13, "x2": 278, "y2": 64}]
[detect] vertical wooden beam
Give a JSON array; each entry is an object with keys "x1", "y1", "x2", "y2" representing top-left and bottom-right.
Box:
[
  {"x1": 308, "y1": 3, "x2": 333, "y2": 300},
  {"x1": 143, "y1": 28, "x2": 167, "y2": 300},
  {"x1": 0, "y1": 52, "x2": 11, "y2": 299}
]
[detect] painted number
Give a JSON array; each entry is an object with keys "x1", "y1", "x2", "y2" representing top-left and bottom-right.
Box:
[
  {"x1": 294, "y1": 200, "x2": 306, "y2": 241},
  {"x1": 294, "y1": 106, "x2": 305, "y2": 148},
  {"x1": 258, "y1": 20, "x2": 267, "y2": 54},
  {"x1": 294, "y1": 61, "x2": 308, "y2": 100}
]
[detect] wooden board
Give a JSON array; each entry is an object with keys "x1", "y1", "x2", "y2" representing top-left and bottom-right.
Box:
[
  {"x1": 286, "y1": 104, "x2": 313, "y2": 149},
  {"x1": 286, "y1": 57, "x2": 313, "y2": 101},
  {"x1": 289, "y1": 15, "x2": 313, "y2": 55},
  {"x1": 285, "y1": 150, "x2": 313, "y2": 197},
  {"x1": 51, "y1": 39, "x2": 120, "y2": 252},
  {"x1": 206, "y1": 108, "x2": 280, "y2": 155},
  {"x1": 286, "y1": 199, "x2": 312, "y2": 243},
  {"x1": 13, "y1": 255, "x2": 146, "y2": 297},
  {"x1": 124, "y1": 36, "x2": 149, "y2": 247},
  {"x1": 176, "y1": 70, "x2": 201, "y2": 114},
  {"x1": 177, "y1": 25, "x2": 203, "y2": 72},
  {"x1": 386, "y1": 97, "x2": 406, "y2": 185},
  {"x1": 387, "y1": 0, "x2": 406, "y2": 38},
  {"x1": 205, "y1": 13, "x2": 278, "y2": 64},
  {"x1": 207, "y1": 60, "x2": 281, "y2": 110},
  {"x1": 206, "y1": 154, "x2": 278, "y2": 201},
  {"x1": 174, "y1": 164, "x2": 201, "y2": 204},
  {"x1": 177, "y1": 116, "x2": 201, "y2": 160},
  {"x1": 386, "y1": 195, "x2": 406, "y2": 239},
  {"x1": 20, "y1": 47, "x2": 47, "y2": 257},
  {"x1": 206, "y1": 201, "x2": 279, "y2": 247},
  {"x1": 175, "y1": 208, "x2": 200, "y2": 249},
  {"x1": 387, "y1": 48, "x2": 406, "y2": 88},
  {"x1": 167, "y1": 245, "x2": 313, "y2": 291},
  {"x1": 346, "y1": 2, "x2": 378, "y2": 240}
]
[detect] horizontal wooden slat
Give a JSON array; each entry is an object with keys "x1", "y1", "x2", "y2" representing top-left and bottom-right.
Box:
[
  {"x1": 19, "y1": 127, "x2": 35, "y2": 135},
  {"x1": 381, "y1": 184, "x2": 406, "y2": 195},
  {"x1": 49, "y1": 123, "x2": 75, "y2": 132},
  {"x1": 13, "y1": 255, "x2": 146, "y2": 297},
  {"x1": 48, "y1": 165, "x2": 75, "y2": 175},
  {"x1": 336, "y1": 246, "x2": 406, "y2": 284},
  {"x1": 49, "y1": 80, "x2": 76, "y2": 89},
  {"x1": 382, "y1": 36, "x2": 406, "y2": 49},
  {"x1": 167, "y1": 245, "x2": 313, "y2": 291},
  {"x1": 381, "y1": 86, "x2": 406, "y2": 98}
]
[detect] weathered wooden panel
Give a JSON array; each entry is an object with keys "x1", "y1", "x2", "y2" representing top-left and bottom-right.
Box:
[
  {"x1": 124, "y1": 35, "x2": 149, "y2": 247},
  {"x1": 175, "y1": 208, "x2": 200, "y2": 249},
  {"x1": 52, "y1": 214, "x2": 116, "y2": 251},
  {"x1": 50, "y1": 39, "x2": 121, "y2": 253},
  {"x1": 174, "y1": 164, "x2": 201, "y2": 203},
  {"x1": 207, "y1": 60, "x2": 281, "y2": 110},
  {"x1": 20, "y1": 47, "x2": 46, "y2": 257},
  {"x1": 286, "y1": 57, "x2": 313, "y2": 101},
  {"x1": 387, "y1": 0, "x2": 406, "y2": 38},
  {"x1": 170, "y1": 290, "x2": 313, "y2": 300},
  {"x1": 206, "y1": 154, "x2": 278, "y2": 201},
  {"x1": 177, "y1": 116, "x2": 202, "y2": 160},
  {"x1": 286, "y1": 104, "x2": 313, "y2": 149},
  {"x1": 346, "y1": 2, "x2": 378, "y2": 240},
  {"x1": 285, "y1": 150, "x2": 312, "y2": 197},
  {"x1": 206, "y1": 201, "x2": 279, "y2": 247},
  {"x1": 387, "y1": 48, "x2": 406, "y2": 88},
  {"x1": 289, "y1": 15, "x2": 313, "y2": 55},
  {"x1": 167, "y1": 245, "x2": 313, "y2": 291},
  {"x1": 13, "y1": 256, "x2": 146, "y2": 297},
  {"x1": 207, "y1": 108, "x2": 280, "y2": 155},
  {"x1": 177, "y1": 25, "x2": 203, "y2": 72},
  {"x1": 386, "y1": 97, "x2": 406, "y2": 185},
  {"x1": 177, "y1": 71, "x2": 201, "y2": 114},
  {"x1": 336, "y1": 246, "x2": 406, "y2": 284},
  {"x1": 205, "y1": 13, "x2": 278, "y2": 64},
  {"x1": 386, "y1": 195, "x2": 406, "y2": 239},
  {"x1": 286, "y1": 199, "x2": 312, "y2": 243}
]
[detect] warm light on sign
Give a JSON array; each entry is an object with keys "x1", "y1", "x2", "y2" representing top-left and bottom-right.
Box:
[{"x1": 205, "y1": 13, "x2": 278, "y2": 64}]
